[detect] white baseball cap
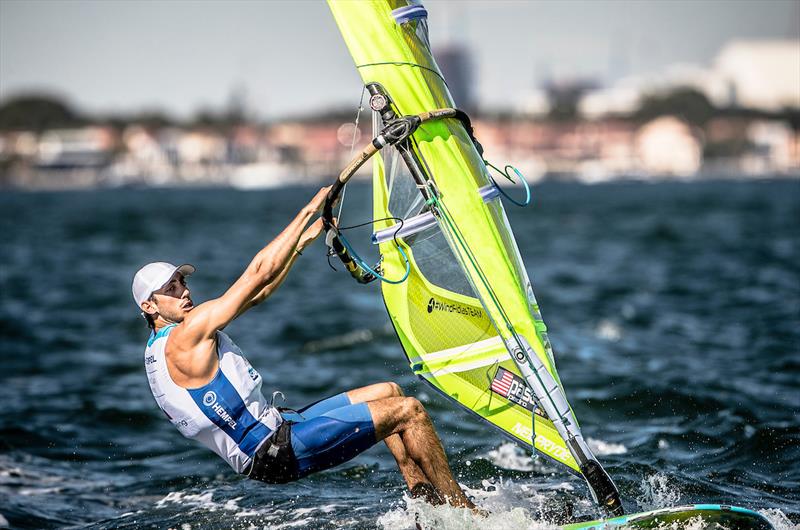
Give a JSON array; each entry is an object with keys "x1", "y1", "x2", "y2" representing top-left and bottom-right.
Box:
[{"x1": 132, "y1": 262, "x2": 195, "y2": 308}]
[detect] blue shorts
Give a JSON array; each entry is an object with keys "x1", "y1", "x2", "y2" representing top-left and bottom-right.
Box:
[{"x1": 281, "y1": 392, "x2": 377, "y2": 478}]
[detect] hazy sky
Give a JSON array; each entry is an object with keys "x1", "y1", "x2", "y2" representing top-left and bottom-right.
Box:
[{"x1": 1, "y1": 0, "x2": 797, "y2": 120}]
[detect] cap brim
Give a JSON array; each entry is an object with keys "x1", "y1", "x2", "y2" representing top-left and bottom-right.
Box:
[{"x1": 176, "y1": 264, "x2": 195, "y2": 277}]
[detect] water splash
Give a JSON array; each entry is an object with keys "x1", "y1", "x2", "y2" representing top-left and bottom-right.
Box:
[
  {"x1": 587, "y1": 438, "x2": 628, "y2": 456},
  {"x1": 154, "y1": 490, "x2": 250, "y2": 514},
  {"x1": 378, "y1": 490, "x2": 562, "y2": 530},
  {"x1": 377, "y1": 478, "x2": 600, "y2": 530},
  {"x1": 481, "y1": 442, "x2": 561, "y2": 474},
  {"x1": 483, "y1": 442, "x2": 535, "y2": 472},
  {"x1": 150, "y1": 489, "x2": 346, "y2": 528},
  {"x1": 595, "y1": 319, "x2": 623, "y2": 341},
  {"x1": 759, "y1": 508, "x2": 798, "y2": 530},
  {"x1": 636, "y1": 473, "x2": 682, "y2": 511}
]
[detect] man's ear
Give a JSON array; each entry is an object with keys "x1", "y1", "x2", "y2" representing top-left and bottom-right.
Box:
[{"x1": 141, "y1": 299, "x2": 158, "y2": 316}]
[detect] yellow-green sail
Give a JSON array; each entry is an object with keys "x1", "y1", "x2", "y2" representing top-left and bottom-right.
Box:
[{"x1": 328, "y1": 0, "x2": 580, "y2": 474}]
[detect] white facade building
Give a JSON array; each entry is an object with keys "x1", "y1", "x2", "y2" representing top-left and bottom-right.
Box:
[{"x1": 714, "y1": 40, "x2": 800, "y2": 110}]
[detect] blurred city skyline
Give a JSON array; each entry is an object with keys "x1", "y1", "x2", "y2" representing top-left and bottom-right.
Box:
[{"x1": 1, "y1": 0, "x2": 798, "y2": 120}]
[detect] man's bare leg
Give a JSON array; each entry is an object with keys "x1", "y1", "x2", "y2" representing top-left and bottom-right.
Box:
[
  {"x1": 346, "y1": 383, "x2": 431, "y2": 494},
  {"x1": 367, "y1": 395, "x2": 476, "y2": 510}
]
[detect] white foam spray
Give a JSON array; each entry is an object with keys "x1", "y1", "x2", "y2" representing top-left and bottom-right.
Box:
[
  {"x1": 587, "y1": 437, "x2": 628, "y2": 456},
  {"x1": 759, "y1": 508, "x2": 799, "y2": 530},
  {"x1": 635, "y1": 473, "x2": 682, "y2": 511}
]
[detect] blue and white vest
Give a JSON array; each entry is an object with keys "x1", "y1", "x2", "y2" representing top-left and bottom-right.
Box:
[{"x1": 144, "y1": 324, "x2": 282, "y2": 474}]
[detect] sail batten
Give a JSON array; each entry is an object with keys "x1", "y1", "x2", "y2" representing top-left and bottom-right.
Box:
[{"x1": 416, "y1": 336, "x2": 504, "y2": 363}]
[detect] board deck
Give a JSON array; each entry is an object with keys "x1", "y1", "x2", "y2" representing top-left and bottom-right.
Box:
[{"x1": 562, "y1": 504, "x2": 774, "y2": 530}]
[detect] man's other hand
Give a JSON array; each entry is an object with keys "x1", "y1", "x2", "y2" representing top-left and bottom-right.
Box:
[
  {"x1": 307, "y1": 185, "x2": 333, "y2": 215},
  {"x1": 299, "y1": 216, "x2": 331, "y2": 250}
]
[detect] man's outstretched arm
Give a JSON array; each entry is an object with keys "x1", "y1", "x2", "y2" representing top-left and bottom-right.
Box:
[
  {"x1": 181, "y1": 186, "x2": 331, "y2": 344},
  {"x1": 241, "y1": 216, "x2": 327, "y2": 312}
]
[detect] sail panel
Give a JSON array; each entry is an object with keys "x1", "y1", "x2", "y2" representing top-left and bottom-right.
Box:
[{"x1": 329, "y1": 0, "x2": 579, "y2": 474}]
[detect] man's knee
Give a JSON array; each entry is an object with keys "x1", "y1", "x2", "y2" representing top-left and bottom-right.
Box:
[
  {"x1": 386, "y1": 381, "x2": 404, "y2": 398},
  {"x1": 400, "y1": 397, "x2": 427, "y2": 423}
]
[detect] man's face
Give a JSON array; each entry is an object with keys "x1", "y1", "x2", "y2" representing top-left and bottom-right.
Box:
[{"x1": 148, "y1": 272, "x2": 194, "y2": 323}]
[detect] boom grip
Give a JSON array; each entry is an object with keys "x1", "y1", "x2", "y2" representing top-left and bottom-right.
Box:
[{"x1": 337, "y1": 142, "x2": 380, "y2": 184}]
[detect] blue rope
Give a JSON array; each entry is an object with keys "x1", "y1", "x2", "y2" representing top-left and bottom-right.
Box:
[
  {"x1": 485, "y1": 161, "x2": 531, "y2": 207},
  {"x1": 338, "y1": 232, "x2": 411, "y2": 285}
]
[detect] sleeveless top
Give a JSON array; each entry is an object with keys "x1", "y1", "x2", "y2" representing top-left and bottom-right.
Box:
[{"x1": 144, "y1": 324, "x2": 282, "y2": 474}]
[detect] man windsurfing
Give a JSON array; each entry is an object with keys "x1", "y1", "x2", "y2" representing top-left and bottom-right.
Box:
[{"x1": 134, "y1": 186, "x2": 476, "y2": 510}]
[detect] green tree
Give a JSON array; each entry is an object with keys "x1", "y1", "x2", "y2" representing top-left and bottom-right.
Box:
[
  {"x1": 635, "y1": 87, "x2": 716, "y2": 126},
  {"x1": 0, "y1": 94, "x2": 85, "y2": 131}
]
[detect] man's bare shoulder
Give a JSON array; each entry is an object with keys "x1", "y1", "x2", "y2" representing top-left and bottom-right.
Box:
[{"x1": 164, "y1": 320, "x2": 219, "y2": 388}]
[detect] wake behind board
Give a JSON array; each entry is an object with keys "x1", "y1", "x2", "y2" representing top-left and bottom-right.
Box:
[{"x1": 562, "y1": 504, "x2": 774, "y2": 530}]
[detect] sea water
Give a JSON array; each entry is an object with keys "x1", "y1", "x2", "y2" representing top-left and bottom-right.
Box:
[{"x1": 0, "y1": 180, "x2": 797, "y2": 529}]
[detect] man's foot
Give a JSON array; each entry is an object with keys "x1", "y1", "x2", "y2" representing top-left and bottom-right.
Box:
[
  {"x1": 410, "y1": 483, "x2": 488, "y2": 518},
  {"x1": 409, "y1": 482, "x2": 444, "y2": 505}
]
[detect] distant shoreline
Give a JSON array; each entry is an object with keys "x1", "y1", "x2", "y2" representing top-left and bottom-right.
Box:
[{"x1": 1, "y1": 172, "x2": 797, "y2": 193}]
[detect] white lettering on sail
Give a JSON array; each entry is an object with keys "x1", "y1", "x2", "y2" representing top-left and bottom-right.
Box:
[
  {"x1": 512, "y1": 422, "x2": 571, "y2": 461},
  {"x1": 512, "y1": 422, "x2": 533, "y2": 442}
]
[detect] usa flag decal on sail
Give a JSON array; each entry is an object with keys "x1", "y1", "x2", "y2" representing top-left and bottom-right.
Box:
[{"x1": 491, "y1": 367, "x2": 537, "y2": 412}]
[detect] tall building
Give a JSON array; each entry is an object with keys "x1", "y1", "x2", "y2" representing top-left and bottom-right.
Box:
[{"x1": 435, "y1": 44, "x2": 475, "y2": 113}]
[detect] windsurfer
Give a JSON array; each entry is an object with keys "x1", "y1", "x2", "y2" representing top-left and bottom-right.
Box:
[{"x1": 134, "y1": 186, "x2": 477, "y2": 511}]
